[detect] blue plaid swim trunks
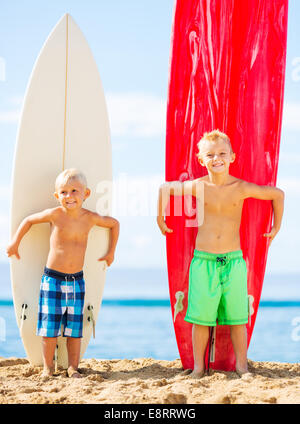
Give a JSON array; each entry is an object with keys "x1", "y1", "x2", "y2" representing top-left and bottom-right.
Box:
[{"x1": 36, "y1": 267, "x2": 85, "y2": 338}]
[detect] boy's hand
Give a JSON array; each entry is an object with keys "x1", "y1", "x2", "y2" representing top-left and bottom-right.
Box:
[
  {"x1": 98, "y1": 252, "x2": 114, "y2": 267},
  {"x1": 6, "y1": 242, "x2": 20, "y2": 259},
  {"x1": 157, "y1": 217, "x2": 173, "y2": 236},
  {"x1": 263, "y1": 226, "x2": 279, "y2": 245}
]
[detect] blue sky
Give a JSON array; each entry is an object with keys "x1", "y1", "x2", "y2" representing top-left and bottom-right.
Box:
[{"x1": 0, "y1": 0, "x2": 300, "y2": 273}]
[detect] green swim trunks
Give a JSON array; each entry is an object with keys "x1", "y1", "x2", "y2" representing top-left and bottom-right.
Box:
[{"x1": 184, "y1": 250, "x2": 248, "y2": 326}]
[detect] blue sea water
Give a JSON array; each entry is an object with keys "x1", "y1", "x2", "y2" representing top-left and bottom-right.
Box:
[{"x1": 0, "y1": 263, "x2": 299, "y2": 363}]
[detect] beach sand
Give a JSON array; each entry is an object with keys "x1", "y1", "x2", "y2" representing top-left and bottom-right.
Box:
[{"x1": 0, "y1": 357, "x2": 299, "y2": 404}]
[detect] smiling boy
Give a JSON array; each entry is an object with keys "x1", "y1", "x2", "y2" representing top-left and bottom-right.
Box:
[
  {"x1": 7, "y1": 168, "x2": 119, "y2": 378},
  {"x1": 157, "y1": 130, "x2": 284, "y2": 377}
]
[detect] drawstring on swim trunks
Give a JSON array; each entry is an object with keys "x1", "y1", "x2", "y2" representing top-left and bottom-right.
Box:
[
  {"x1": 72, "y1": 276, "x2": 75, "y2": 303},
  {"x1": 216, "y1": 256, "x2": 227, "y2": 266},
  {"x1": 65, "y1": 275, "x2": 76, "y2": 304},
  {"x1": 65, "y1": 276, "x2": 68, "y2": 304}
]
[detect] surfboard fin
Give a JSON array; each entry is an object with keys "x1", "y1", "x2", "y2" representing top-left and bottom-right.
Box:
[
  {"x1": 87, "y1": 305, "x2": 95, "y2": 338},
  {"x1": 19, "y1": 303, "x2": 27, "y2": 334},
  {"x1": 54, "y1": 344, "x2": 58, "y2": 373},
  {"x1": 248, "y1": 295, "x2": 255, "y2": 326},
  {"x1": 173, "y1": 291, "x2": 185, "y2": 323},
  {"x1": 209, "y1": 326, "x2": 216, "y2": 363}
]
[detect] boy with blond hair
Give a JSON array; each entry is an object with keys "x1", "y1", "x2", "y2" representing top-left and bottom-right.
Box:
[
  {"x1": 7, "y1": 168, "x2": 119, "y2": 378},
  {"x1": 157, "y1": 130, "x2": 284, "y2": 377}
]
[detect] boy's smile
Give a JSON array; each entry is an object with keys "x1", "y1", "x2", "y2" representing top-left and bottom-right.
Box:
[
  {"x1": 198, "y1": 139, "x2": 235, "y2": 175},
  {"x1": 54, "y1": 179, "x2": 90, "y2": 212}
]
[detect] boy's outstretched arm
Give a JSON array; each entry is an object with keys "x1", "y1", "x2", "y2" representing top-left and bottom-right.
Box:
[
  {"x1": 242, "y1": 182, "x2": 285, "y2": 244},
  {"x1": 6, "y1": 209, "x2": 53, "y2": 259},
  {"x1": 93, "y1": 214, "x2": 120, "y2": 266},
  {"x1": 157, "y1": 181, "x2": 194, "y2": 235}
]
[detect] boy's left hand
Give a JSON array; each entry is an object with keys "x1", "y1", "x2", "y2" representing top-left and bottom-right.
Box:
[
  {"x1": 98, "y1": 252, "x2": 114, "y2": 267},
  {"x1": 263, "y1": 226, "x2": 279, "y2": 245}
]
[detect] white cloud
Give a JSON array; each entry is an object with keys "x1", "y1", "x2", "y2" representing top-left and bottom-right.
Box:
[
  {"x1": 0, "y1": 185, "x2": 10, "y2": 199},
  {"x1": 0, "y1": 110, "x2": 20, "y2": 124},
  {"x1": 130, "y1": 234, "x2": 153, "y2": 249},
  {"x1": 282, "y1": 102, "x2": 300, "y2": 131},
  {"x1": 106, "y1": 92, "x2": 166, "y2": 138},
  {"x1": 0, "y1": 56, "x2": 5, "y2": 82},
  {"x1": 277, "y1": 177, "x2": 300, "y2": 196},
  {"x1": 0, "y1": 95, "x2": 22, "y2": 124},
  {"x1": 280, "y1": 153, "x2": 300, "y2": 165},
  {"x1": 8, "y1": 96, "x2": 23, "y2": 106},
  {"x1": 0, "y1": 185, "x2": 11, "y2": 262},
  {"x1": 0, "y1": 213, "x2": 10, "y2": 262}
]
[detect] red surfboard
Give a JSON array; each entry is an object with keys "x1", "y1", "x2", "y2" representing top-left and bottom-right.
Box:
[{"x1": 165, "y1": 0, "x2": 288, "y2": 371}]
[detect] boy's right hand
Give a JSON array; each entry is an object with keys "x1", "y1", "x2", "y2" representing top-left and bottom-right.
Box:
[
  {"x1": 157, "y1": 217, "x2": 173, "y2": 236},
  {"x1": 6, "y1": 242, "x2": 20, "y2": 259}
]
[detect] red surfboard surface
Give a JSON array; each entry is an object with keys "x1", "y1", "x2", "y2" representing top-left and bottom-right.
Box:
[{"x1": 165, "y1": 0, "x2": 288, "y2": 371}]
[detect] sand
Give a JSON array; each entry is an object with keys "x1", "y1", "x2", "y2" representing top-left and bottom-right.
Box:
[{"x1": 0, "y1": 357, "x2": 299, "y2": 404}]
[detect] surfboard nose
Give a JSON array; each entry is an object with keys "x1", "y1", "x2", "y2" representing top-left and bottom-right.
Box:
[{"x1": 55, "y1": 13, "x2": 73, "y2": 28}]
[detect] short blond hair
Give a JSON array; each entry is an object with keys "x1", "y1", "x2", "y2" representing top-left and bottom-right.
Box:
[
  {"x1": 197, "y1": 129, "x2": 233, "y2": 157},
  {"x1": 55, "y1": 168, "x2": 87, "y2": 190}
]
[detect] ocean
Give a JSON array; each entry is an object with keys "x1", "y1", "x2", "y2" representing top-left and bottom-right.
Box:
[{"x1": 0, "y1": 263, "x2": 299, "y2": 363}]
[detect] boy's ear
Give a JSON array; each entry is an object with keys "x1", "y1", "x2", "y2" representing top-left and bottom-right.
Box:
[
  {"x1": 198, "y1": 156, "x2": 205, "y2": 167},
  {"x1": 53, "y1": 191, "x2": 59, "y2": 200},
  {"x1": 84, "y1": 188, "x2": 91, "y2": 199},
  {"x1": 230, "y1": 152, "x2": 236, "y2": 163}
]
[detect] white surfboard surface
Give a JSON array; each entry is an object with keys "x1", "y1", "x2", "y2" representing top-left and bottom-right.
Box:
[{"x1": 10, "y1": 14, "x2": 112, "y2": 368}]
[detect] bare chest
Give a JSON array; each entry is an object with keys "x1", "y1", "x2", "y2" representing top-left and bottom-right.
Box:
[
  {"x1": 204, "y1": 185, "x2": 243, "y2": 215},
  {"x1": 50, "y1": 218, "x2": 92, "y2": 242}
]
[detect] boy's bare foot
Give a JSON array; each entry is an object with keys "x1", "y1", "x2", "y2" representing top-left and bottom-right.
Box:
[
  {"x1": 180, "y1": 368, "x2": 193, "y2": 376},
  {"x1": 190, "y1": 370, "x2": 205, "y2": 379},
  {"x1": 67, "y1": 366, "x2": 82, "y2": 378},
  {"x1": 236, "y1": 367, "x2": 250, "y2": 377},
  {"x1": 41, "y1": 366, "x2": 54, "y2": 378}
]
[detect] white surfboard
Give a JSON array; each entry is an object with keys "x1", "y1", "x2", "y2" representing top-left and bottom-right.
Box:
[{"x1": 10, "y1": 14, "x2": 112, "y2": 369}]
